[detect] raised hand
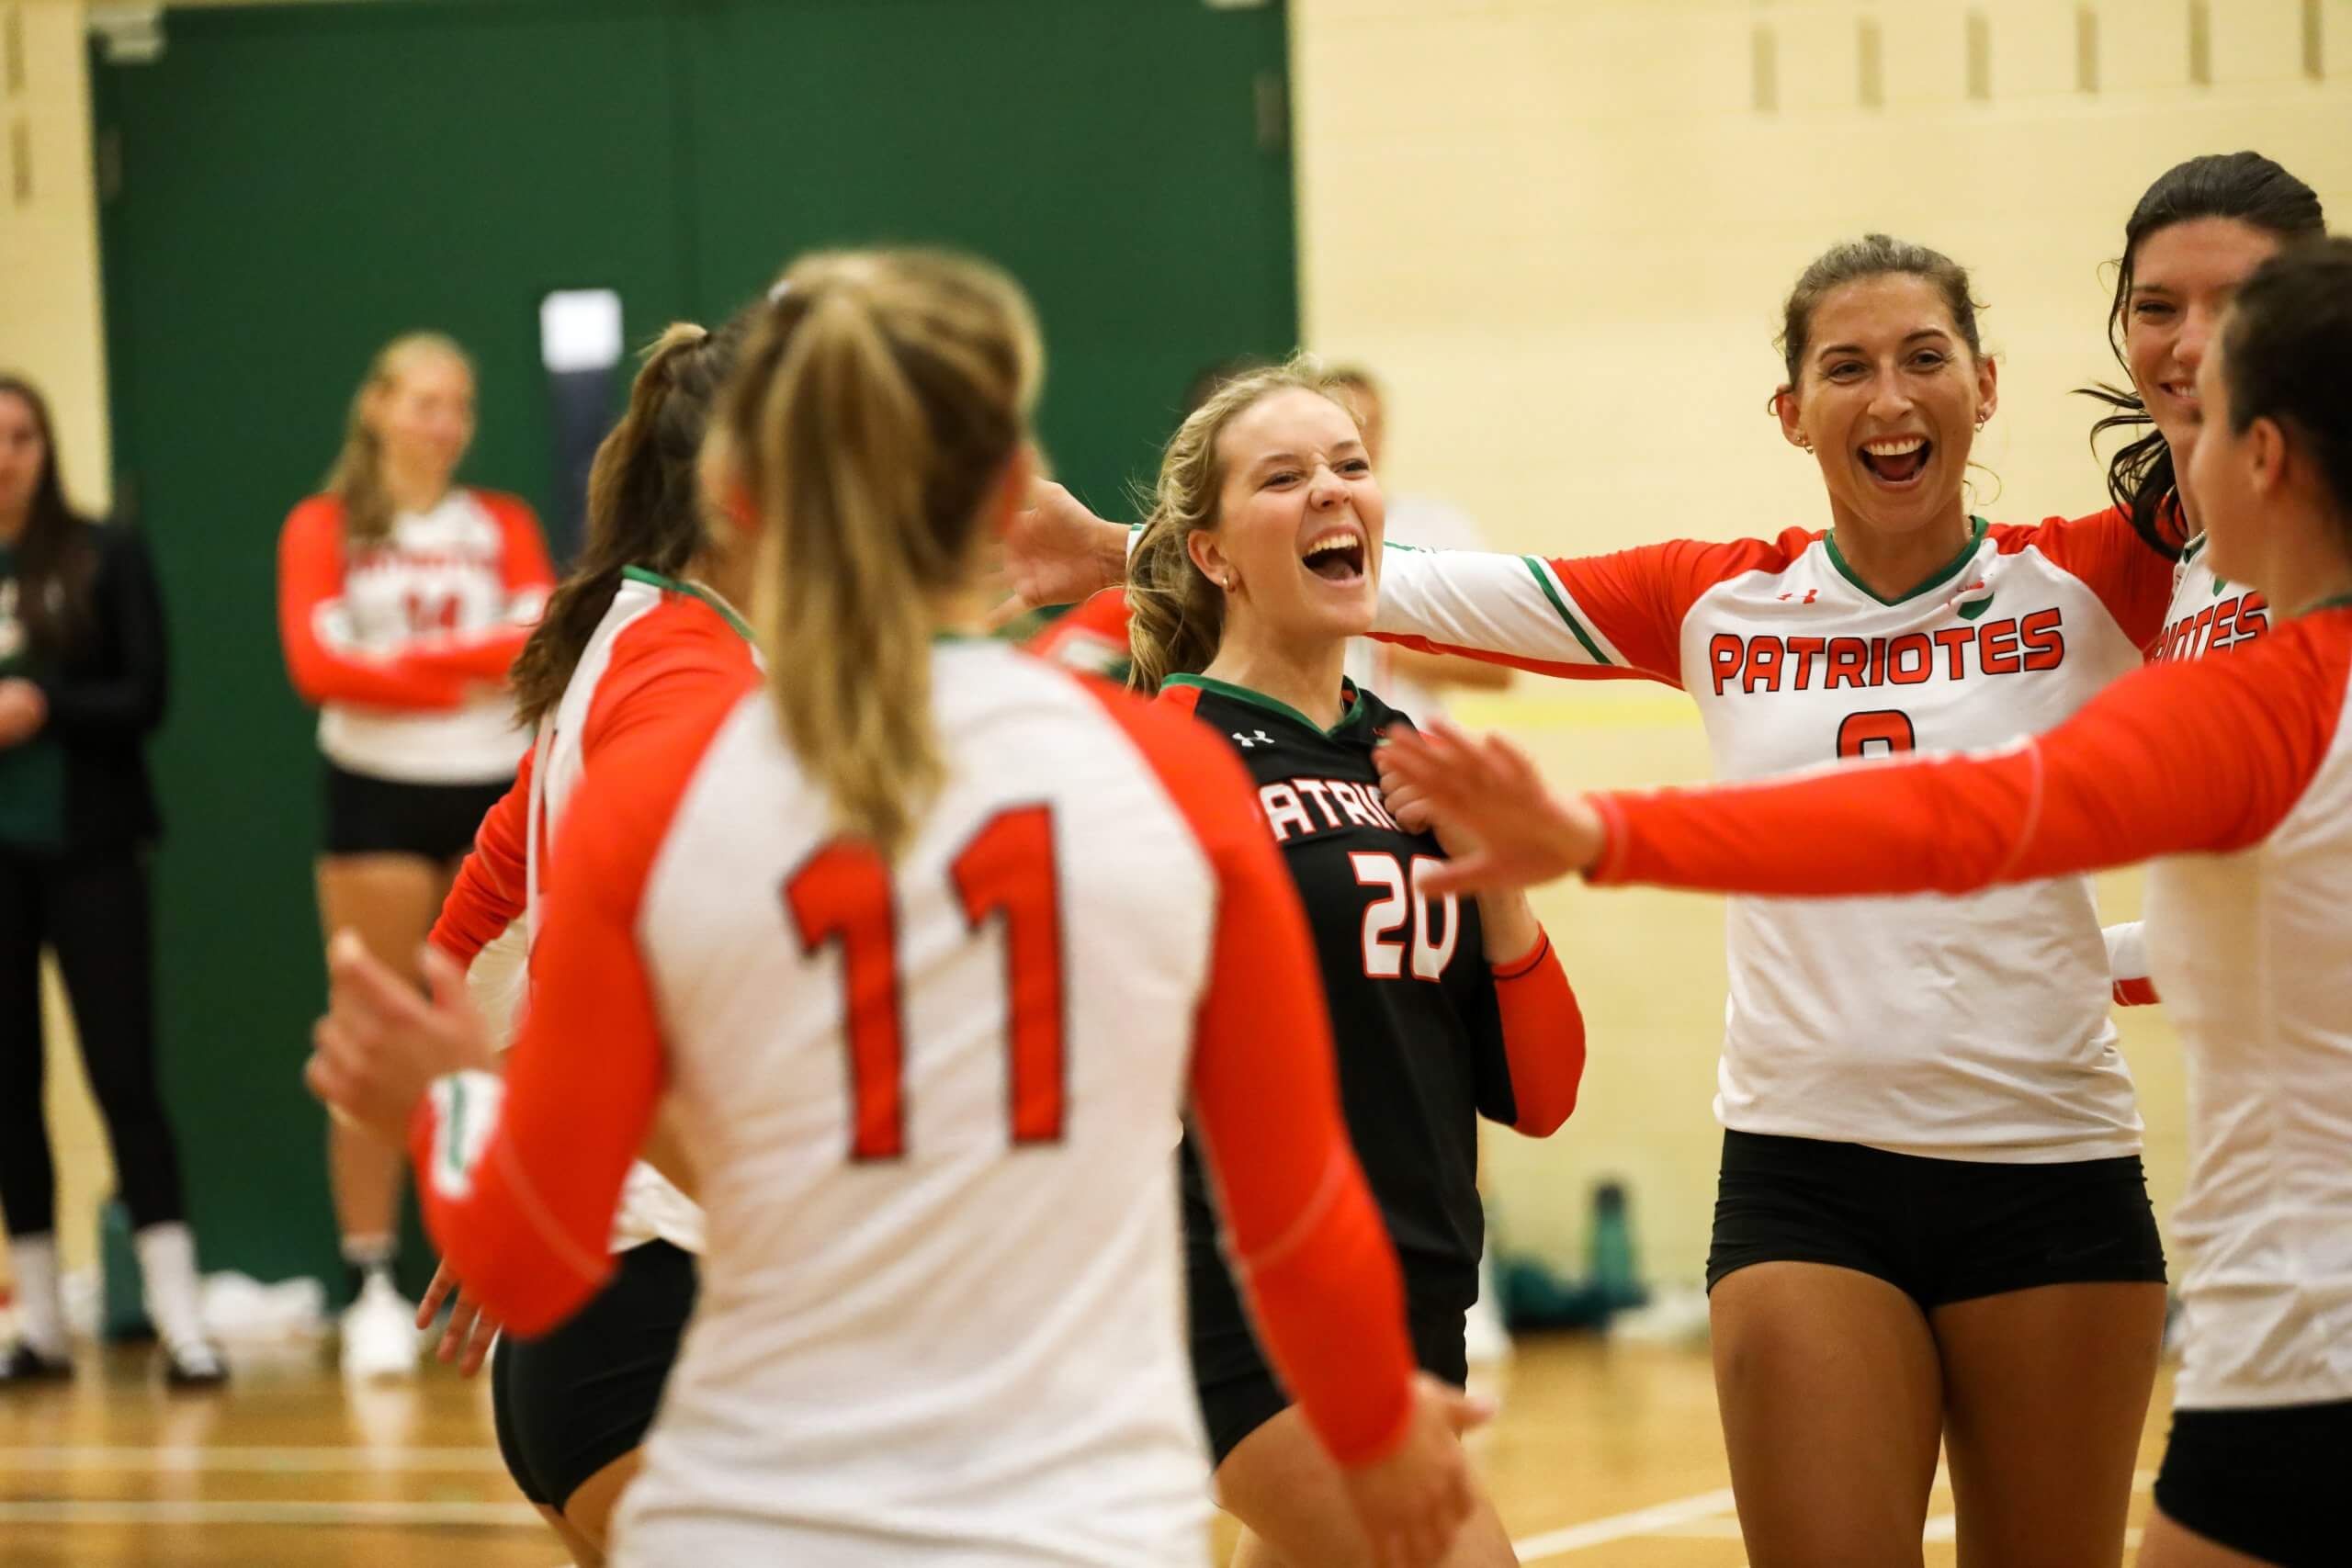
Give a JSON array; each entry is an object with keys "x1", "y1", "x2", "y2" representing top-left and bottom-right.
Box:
[
  {"x1": 986, "y1": 478, "x2": 1130, "y2": 628},
  {"x1": 1340, "y1": 1372, "x2": 1489, "y2": 1568},
  {"x1": 1374, "y1": 720, "x2": 1606, "y2": 896},
  {"x1": 307, "y1": 933, "x2": 498, "y2": 1146}
]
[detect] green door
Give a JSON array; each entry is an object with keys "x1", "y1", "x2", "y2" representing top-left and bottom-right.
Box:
[
  {"x1": 95, "y1": 0, "x2": 1295, "y2": 1290},
  {"x1": 95, "y1": 0, "x2": 695, "y2": 1290},
  {"x1": 678, "y1": 0, "x2": 1298, "y2": 510}
]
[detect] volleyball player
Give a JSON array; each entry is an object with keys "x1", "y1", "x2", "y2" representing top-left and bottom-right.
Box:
[
  {"x1": 1006, "y1": 234, "x2": 2186, "y2": 1566},
  {"x1": 1125, "y1": 361, "x2": 1587, "y2": 1567},
  {"x1": 2075, "y1": 152, "x2": 2324, "y2": 1005},
  {"x1": 277, "y1": 333, "x2": 553, "y2": 1376},
  {"x1": 307, "y1": 250, "x2": 1480, "y2": 1568},
  {"x1": 416, "y1": 318, "x2": 758, "y2": 1563},
  {"x1": 1383, "y1": 236, "x2": 2352, "y2": 1568}
]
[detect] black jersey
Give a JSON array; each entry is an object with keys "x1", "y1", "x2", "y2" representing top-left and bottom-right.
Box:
[{"x1": 1164, "y1": 674, "x2": 1517, "y2": 1311}]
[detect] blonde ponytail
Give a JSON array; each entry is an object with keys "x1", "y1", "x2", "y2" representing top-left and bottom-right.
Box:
[
  {"x1": 724, "y1": 251, "x2": 1040, "y2": 858},
  {"x1": 324, "y1": 332, "x2": 472, "y2": 547},
  {"x1": 1126, "y1": 356, "x2": 1341, "y2": 694}
]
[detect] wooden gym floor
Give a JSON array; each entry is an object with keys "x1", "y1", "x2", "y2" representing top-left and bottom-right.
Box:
[{"x1": 0, "y1": 1336, "x2": 2180, "y2": 1566}]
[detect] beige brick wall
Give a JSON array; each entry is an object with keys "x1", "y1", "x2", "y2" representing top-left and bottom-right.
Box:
[{"x1": 1294, "y1": 0, "x2": 2352, "y2": 1282}]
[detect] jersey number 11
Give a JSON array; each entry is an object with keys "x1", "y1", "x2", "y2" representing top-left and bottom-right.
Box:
[{"x1": 786, "y1": 806, "x2": 1065, "y2": 1163}]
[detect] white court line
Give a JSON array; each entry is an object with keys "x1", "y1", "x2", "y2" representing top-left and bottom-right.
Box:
[
  {"x1": 0, "y1": 1445, "x2": 506, "y2": 1472},
  {"x1": 1511, "y1": 1488, "x2": 1740, "y2": 1560},
  {"x1": 0, "y1": 1500, "x2": 540, "y2": 1527}
]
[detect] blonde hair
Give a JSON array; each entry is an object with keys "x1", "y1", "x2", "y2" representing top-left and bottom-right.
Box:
[
  {"x1": 325, "y1": 332, "x2": 473, "y2": 547},
  {"x1": 511, "y1": 317, "x2": 751, "y2": 727},
  {"x1": 723, "y1": 250, "x2": 1041, "y2": 858},
  {"x1": 1126, "y1": 356, "x2": 1350, "y2": 694}
]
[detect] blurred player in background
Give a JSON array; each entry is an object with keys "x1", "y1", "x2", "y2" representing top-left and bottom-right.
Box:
[{"x1": 277, "y1": 333, "x2": 552, "y2": 1377}]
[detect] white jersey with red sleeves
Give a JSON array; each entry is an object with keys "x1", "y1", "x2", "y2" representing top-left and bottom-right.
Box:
[
  {"x1": 1588, "y1": 604, "x2": 2352, "y2": 1409},
  {"x1": 527, "y1": 572, "x2": 752, "y2": 1256},
  {"x1": 2106, "y1": 528, "x2": 2272, "y2": 1003},
  {"x1": 2154, "y1": 532, "x2": 2271, "y2": 664},
  {"x1": 1374, "y1": 512, "x2": 2172, "y2": 1159},
  {"x1": 410, "y1": 640, "x2": 1418, "y2": 1565},
  {"x1": 277, "y1": 489, "x2": 553, "y2": 784}
]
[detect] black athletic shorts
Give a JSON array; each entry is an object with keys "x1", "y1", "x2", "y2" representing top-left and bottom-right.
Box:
[
  {"x1": 1706, "y1": 1129, "x2": 2166, "y2": 1308},
  {"x1": 1186, "y1": 1235, "x2": 1471, "y2": 1468},
  {"x1": 322, "y1": 761, "x2": 510, "y2": 862},
  {"x1": 2153, "y1": 1400, "x2": 2352, "y2": 1568},
  {"x1": 490, "y1": 1240, "x2": 696, "y2": 1510}
]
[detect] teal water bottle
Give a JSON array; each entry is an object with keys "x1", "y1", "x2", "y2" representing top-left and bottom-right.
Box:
[
  {"x1": 100, "y1": 1198, "x2": 154, "y2": 1343},
  {"x1": 1587, "y1": 1181, "x2": 1646, "y2": 1313}
]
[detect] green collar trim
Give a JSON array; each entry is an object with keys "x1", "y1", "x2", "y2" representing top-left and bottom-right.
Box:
[
  {"x1": 1823, "y1": 515, "x2": 1988, "y2": 606},
  {"x1": 1162, "y1": 672, "x2": 1363, "y2": 737},
  {"x1": 2181, "y1": 532, "x2": 2209, "y2": 566},
  {"x1": 2290, "y1": 592, "x2": 2352, "y2": 619},
  {"x1": 621, "y1": 566, "x2": 753, "y2": 642}
]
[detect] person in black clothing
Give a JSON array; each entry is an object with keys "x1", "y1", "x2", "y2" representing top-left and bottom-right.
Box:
[
  {"x1": 1125, "y1": 361, "x2": 1589, "y2": 1567},
  {"x1": 0, "y1": 375, "x2": 223, "y2": 1387}
]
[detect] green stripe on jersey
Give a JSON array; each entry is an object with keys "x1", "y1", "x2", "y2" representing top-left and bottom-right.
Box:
[{"x1": 1519, "y1": 557, "x2": 1611, "y2": 665}]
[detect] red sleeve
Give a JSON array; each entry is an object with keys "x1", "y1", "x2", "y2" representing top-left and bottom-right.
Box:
[
  {"x1": 2002, "y1": 508, "x2": 2177, "y2": 655},
  {"x1": 483, "y1": 491, "x2": 558, "y2": 604},
  {"x1": 407, "y1": 683, "x2": 743, "y2": 1335},
  {"x1": 578, "y1": 605, "x2": 762, "y2": 760},
  {"x1": 1590, "y1": 615, "x2": 2352, "y2": 897},
  {"x1": 430, "y1": 746, "x2": 535, "y2": 966},
  {"x1": 1075, "y1": 674, "x2": 1418, "y2": 1468},
  {"x1": 1487, "y1": 932, "x2": 1586, "y2": 1136},
  {"x1": 276, "y1": 496, "x2": 468, "y2": 710},
  {"x1": 1371, "y1": 533, "x2": 1804, "y2": 689},
  {"x1": 1027, "y1": 590, "x2": 1133, "y2": 675}
]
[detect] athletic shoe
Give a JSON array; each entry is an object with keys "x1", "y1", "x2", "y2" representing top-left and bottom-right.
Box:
[
  {"x1": 162, "y1": 1337, "x2": 229, "y2": 1389},
  {"x1": 338, "y1": 1272, "x2": 420, "y2": 1380},
  {"x1": 1, "y1": 1340, "x2": 74, "y2": 1384}
]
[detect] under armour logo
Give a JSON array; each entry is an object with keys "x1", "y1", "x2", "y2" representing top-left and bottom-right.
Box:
[
  {"x1": 1234, "y1": 730, "x2": 1274, "y2": 749},
  {"x1": 1777, "y1": 589, "x2": 1819, "y2": 604}
]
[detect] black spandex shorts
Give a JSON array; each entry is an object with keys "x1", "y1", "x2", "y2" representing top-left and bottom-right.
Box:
[
  {"x1": 1186, "y1": 1235, "x2": 1470, "y2": 1468},
  {"x1": 1705, "y1": 1130, "x2": 2165, "y2": 1308},
  {"x1": 2153, "y1": 1400, "x2": 2352, "y2": 1568},
  {"x1": 490, "y1": 1239, "x2": 696, "y2": 1510},
  {"x1": 322, "y1": 761, "x2": 510, "y2": 861}
]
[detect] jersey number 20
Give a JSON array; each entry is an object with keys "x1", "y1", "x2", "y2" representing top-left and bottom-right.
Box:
[
  {"x1": 1350, "y1": 852, "x2": 1460, "y2": 981},
  {"x1": 786, "y1": 806, "x2": 1064, "y2": 1163}
]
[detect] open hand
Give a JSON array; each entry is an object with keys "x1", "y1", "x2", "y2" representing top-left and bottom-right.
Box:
[
  {"x1": 1374, "y1": 720, "x2": 1605, "y2": 896},
  {"x1": 416, "y1": 1261, "x2": 501, "y2": 1377},
  {"x1": 307, "y1": 933, "x2": 498, "y2": 1146},
  {"x1": 985, "y1": 478, "x2": 1129, "y2": 629}
]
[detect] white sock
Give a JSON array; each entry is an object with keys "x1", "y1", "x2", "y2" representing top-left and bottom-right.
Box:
[
  {"x1": 133, "y1": 1223, "x2": 209, "y2": 1352},
  {"x1": 7, "y1": 1235, "x2": 69, "y2": 1359}
]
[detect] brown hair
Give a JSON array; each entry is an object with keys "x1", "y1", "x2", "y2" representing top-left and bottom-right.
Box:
[
  {"x1": 511, "y1": 317, "x2": 750, "y2": 727},
  {"x1": 2079, "y1": 152, "x2": 2324, "y2": 556},
  {"x1": 324, "y1": 333, "x2": 473, "y2": 547},
  {"x1": 1126, "y1": 356, "x2": 1350, "y2": 695},
  {"x1": 2221, "y1": 237, "x2": 2352, "y2": 540},
  {"x1": 722, "y1": 251, "x2": 1040, "y2": 858},
  {"x1": 1775, "y1": 233, "x2": 1984, "y2": 391},
  {"x1": 0, "y1": 374, "x2": 97, "y2": 659}
]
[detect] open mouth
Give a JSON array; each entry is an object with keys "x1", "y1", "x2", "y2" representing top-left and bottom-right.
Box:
[
  {"x1": 1301, "y1": 526, "x2": 1367, "y2": 584},
  {"x1": 1858, "y1": 434, "x2": 1931, "y2": 488}
]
